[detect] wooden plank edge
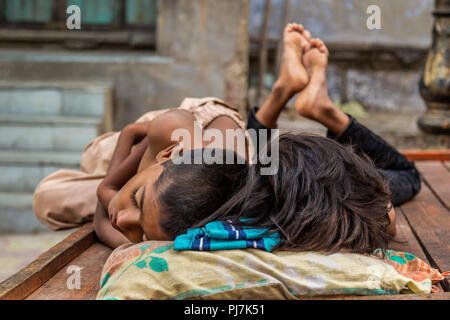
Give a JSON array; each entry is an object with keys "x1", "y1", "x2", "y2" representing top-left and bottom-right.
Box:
[
  {"x1": 397, "y1": 206, "x2": 447, "y2": 292},
  {"x1": 390, "y1": 208, "x2": 430, "y2": 264},
  {"x1": 444, "y1": 162, "x2": 450, "y2": 172},
  {"x1": 401, "y1": 150, "x2": 450, "y2": 162},
  {"x1": 0, "y1": 223, "x2": 96, "y2": 300},
  {"x1": 415, "y1": 162, "x2": 450, "y2": 212},
  {"x1": 397, "y1": 205, "x2": 450, "y2": 292}
]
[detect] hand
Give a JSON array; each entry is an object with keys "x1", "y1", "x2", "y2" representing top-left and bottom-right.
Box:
[
  {"x1": 94, "y1": 122, "x2": 152, "y2": 249},
  {"x1": 97, "y1": 138, "x2": 148, "y2": 209},
  {"x1": 94, "y1": 201, "x2": 130, "y2": 249}
]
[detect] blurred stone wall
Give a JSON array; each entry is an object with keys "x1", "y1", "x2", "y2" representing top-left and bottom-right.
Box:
[
  {"x1": 250, "y1": 0, "x2": 433, "y2": 47},
  {"x1": 157, "y1": 0, "x2": 249, "y2": 116}
]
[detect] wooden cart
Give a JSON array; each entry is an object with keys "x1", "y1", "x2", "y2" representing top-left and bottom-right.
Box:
[{"x1": 1, "y1": 151, "x2": 449, "y2": 300}]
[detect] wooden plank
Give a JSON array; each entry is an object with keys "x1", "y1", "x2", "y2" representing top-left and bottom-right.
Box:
[
  {"x1": 400, "y1": 150, "x2": 450, "y2": 162},
  {"x1": 389, "y1": 208, "x2": 429, "y2": 263},
  {"x1": 396, "y1": 206, "x2": 445, "y2": 293},
  {"x1": 26, "y1": 242, "x2": 112, "y2": 300},
  {"x1": 0, "y1": 223, "x2": 95, "y2": 300},
  {"x1": 444, "y1": 162, "x2": 450, "y2": 172},
  {"x1": 399, "y1": 182, "x2": 450, "y2": 290},
  {"x1": 416, "y1": 162, "x2": 450, "y2": 210}
]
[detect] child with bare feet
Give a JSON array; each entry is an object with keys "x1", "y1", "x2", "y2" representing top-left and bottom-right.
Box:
[
  {"x1": 241, "y1": 23, "x2": 422, "y2": 250},
  {"x1": 93, "y1": 23, "x2": 420, "y2": 252}
]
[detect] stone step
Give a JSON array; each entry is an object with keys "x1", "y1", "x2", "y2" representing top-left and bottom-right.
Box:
[
  {"x1": 0, "y1": 150, "x2": 80, "y2": 192},
  {"x1": 0, "y1": 113, "x2": 99, "y2": 152},
  {"x1": 0, "y1": 89, "x2": 61, "y2": 115},
  {"x1": 0, "y1": 81, "x2": 110, "y2": 118},
  {"x1": 0, "y1": 191, "x2": 33, "y2": 208},
  {"x1": 0, "y1": 191, "x2": 50, "y2": 233}
]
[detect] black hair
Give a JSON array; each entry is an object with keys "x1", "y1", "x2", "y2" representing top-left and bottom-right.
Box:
[
  {"x1": 152, "y1": 133, "x2": 392, "y2": 255},
  {"x1": 192, "y1": 132, "x2": 393, "y2": 254},
  {"x1": 154, "y1": 148, "x2": 248, "y2": 237}
]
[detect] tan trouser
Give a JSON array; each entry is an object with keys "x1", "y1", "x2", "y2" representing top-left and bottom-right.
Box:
[{"x1": 33, "y1": 97, "x2": 251, "y2": 230}]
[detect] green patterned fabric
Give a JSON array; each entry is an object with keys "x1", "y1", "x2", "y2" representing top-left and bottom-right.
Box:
[{"x1": 97, "y1": 241, "x2": 432, "y2": 300}]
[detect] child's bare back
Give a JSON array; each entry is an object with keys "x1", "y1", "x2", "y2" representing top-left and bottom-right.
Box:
[{"x1": 137, "y1": 109, "x2": 197, "y2": 172}]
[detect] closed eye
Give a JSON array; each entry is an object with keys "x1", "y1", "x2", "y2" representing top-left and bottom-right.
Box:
[{"x1": 131, "y1": 187, "x2": 139, "y2": 208}]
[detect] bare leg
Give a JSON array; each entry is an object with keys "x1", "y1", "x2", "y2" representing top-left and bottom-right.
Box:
[
  {"x1": 256, "y1": 23, "x2": 311, "y2": 128},
  {"x1": 295, "y1": 38, "x2": 350, "y2": 135}
]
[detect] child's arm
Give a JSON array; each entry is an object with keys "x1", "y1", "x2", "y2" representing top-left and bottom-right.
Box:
[
  {"x1": 97, "y1": 138, "x2": 148, "y2": 209},
  {"x1": 108, "y1": 122, "x2": 150, "y2": 173},
  {"x1": 94, "y1": 122, "x2": 150, "y2": 248},
  {"x1": 94, "y1": 202, "x2": 130, "y2": 248}
]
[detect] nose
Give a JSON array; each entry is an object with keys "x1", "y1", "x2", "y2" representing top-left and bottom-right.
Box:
[
  {"x1": 116, "y1": 208, "x2": 142, "y2": 243},
  {"x1": 117, "y1": 209, "x2": 139, "y2": 228}
]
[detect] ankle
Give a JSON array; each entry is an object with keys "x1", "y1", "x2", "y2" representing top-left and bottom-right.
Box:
[
  {"x1": 271, "y1": 80, "x2": 296, "y2": 103},
  {"x1": 316, "y1": 103, "x2": 339, "y2": 121},
  {"x1": 316, "y1": 105, "x2": 350, "y2": 135}
]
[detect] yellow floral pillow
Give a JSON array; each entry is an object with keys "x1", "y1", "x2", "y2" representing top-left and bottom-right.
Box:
[{"x1": 97, "y1": 241, "x2": 432, "y2": 300}]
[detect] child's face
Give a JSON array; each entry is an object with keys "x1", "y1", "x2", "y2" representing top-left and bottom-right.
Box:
[{"x1": 108, "y1": 161, "x2": 171, "y2": 243}]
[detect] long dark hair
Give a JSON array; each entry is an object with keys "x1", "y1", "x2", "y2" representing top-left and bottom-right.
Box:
[{"x1": 194, "y1": 132, "x2": 393, "y2": 254}]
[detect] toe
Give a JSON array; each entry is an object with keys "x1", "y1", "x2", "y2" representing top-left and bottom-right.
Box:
[
  {"x1": 292, "y1": 23, "x2": 304, "y2": 33},
  {"x1": 285, "y1": 23, "x2": 293, "y2": 32},
  {"x1": 310, "y1": 38, "x2": 319, "y2": 47},
  {"x1": 316, "y1": 39, "x2": 329, "y2": 54},
  {"x1": 302, "y1": 29, "x2": 311, "y2": 41}
]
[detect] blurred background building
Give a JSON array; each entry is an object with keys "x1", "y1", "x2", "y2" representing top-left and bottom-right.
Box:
[
  {"x1": 0, "y1": 0, "x2": 447, "y2": 281},
  {"x1": 248, "y1": 0, "x2": 445, "y2": 146}
]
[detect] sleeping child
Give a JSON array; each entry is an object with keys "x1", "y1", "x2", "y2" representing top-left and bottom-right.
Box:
[{"x1": 34, "y1": 24, "x2": 421, "y2": 254}]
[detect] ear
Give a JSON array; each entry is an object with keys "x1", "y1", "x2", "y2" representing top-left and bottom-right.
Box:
[{"x1": 155, "y1": 143, "x2": 183, "y2": 163}]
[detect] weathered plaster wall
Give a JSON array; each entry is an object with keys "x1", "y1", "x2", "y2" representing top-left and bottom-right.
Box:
[
  {"x1": 158, "y1": 0, "x2": 249, "y2": 115},
  {"x1": 250, "y1": 0, "x2": 434, "y2": 48},
  {"x1": 0, "y1": 0, "x2": 250, "y2": 129}
]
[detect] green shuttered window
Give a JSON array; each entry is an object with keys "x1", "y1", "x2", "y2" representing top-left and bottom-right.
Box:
[
  {"x1": 0, "y1": 0, "x2": 158, "y2": 48},
  {"x1": 2, "y1": 0, "x2": 158, "y2": 27}
]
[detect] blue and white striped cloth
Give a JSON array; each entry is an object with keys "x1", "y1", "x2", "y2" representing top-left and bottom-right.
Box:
[{"x1": 173, "y1": 220, "x2": 281, "y2": 252}]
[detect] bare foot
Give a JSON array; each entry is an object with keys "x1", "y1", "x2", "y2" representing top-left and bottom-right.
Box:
[
  {"x1": 274, "y1": 23, "x2": 310, "y2": 96},
  {"x1": 302, "y1": 38, "x2": 329, "y2": 73},
  {"x1": 254, "y1": 24, "x2": 314, "y2": 129},
  {"x1": 295, "y1": 38, "x2": 334, "y2": 121}
]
